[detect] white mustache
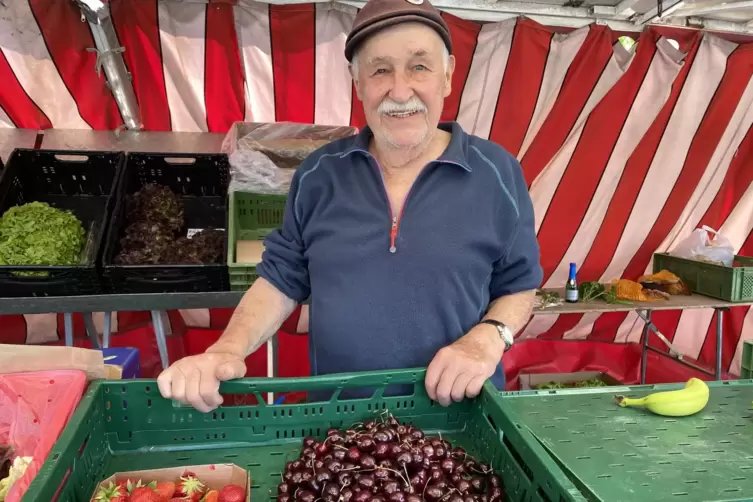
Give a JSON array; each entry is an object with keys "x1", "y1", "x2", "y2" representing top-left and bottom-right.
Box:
[{"x1": 378, "y1": 97, "x2": 427, "y2": 115}]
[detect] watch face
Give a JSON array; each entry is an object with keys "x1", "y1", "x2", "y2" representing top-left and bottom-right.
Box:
[
  {"x1": 483, "y1": 320, "x2": 513, "y2": 347},
  {"x1": 500, "y1": 326, "x2": 514, "y2": 346}
]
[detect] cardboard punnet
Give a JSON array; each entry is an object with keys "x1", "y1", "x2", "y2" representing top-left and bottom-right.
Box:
[
  {"x1": 519, "y1": 371, "x2": 622, "y2": 390},
  {"x1": 89, "y1": 463, "x2": 250, "y2": 501}
]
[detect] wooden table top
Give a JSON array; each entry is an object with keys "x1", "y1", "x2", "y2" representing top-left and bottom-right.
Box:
[{"x1": 534, "y1": 289, "x2": 753, "y2": 315}]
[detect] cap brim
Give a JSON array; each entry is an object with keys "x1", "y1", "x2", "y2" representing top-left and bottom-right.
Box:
[{"x1": 345, "y1": 15, "x2": 451, "y2": 62}]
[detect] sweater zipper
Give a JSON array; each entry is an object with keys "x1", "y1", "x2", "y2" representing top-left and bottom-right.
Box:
[
  {"x1": 382, "y1": 160, "x2": 451, "y2": 254},
  {"x1": 352, "y1": 150, "x2": 464, "y2": 254},
  {"x1": 382, "y1": 174, "x2": 410, "y2": 254}
]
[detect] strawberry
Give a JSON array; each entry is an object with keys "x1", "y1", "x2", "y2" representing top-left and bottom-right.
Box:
[
  {"x1": 129, "y1": 486, "x2": 164, "y2": 502},
  {"x1": 176, "y1": 473, "x2": 206, "y2": 501},
  {"x1": 155, "y1": 481, "x2": 176, "y2": 499},
  {"x1": 115, "y1": 478, "x2": 135, "y2": 494},
  {"x1": 115, "y1": 478, "x2": 153, "y2": 495},
  {"x1": 218, "y1": 484, "x2": 246, "y2": 502},
  {"x1": 203, "y1": 490, "x2": 219, "y2": 502},
  {"x1": 93, "y1": 481, "x2": 128, "y2": 502}
]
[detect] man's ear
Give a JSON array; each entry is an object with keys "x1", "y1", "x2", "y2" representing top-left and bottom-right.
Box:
[
  {"x1": 443, "y1": 54, "x2": 456, "y2": 98},
  {"x1": 349, "y1": 64, "x2": 363, "y2": 100}
]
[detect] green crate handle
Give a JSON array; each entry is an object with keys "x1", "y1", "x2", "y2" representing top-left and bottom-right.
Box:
[
  {"x1": 165, "y1": 368, "x2": 441, "y2": 408},
  {"x1": 216, "y1": 367, "x2": 428, "y2": 397}
]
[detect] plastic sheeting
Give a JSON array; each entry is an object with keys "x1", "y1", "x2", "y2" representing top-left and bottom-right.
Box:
[
  {"x1": 220, "y1": 122, "x2": 358, "y2": 194},
  {"x1": 0, "y1": 370, "x2": 87, "y2": 502}
]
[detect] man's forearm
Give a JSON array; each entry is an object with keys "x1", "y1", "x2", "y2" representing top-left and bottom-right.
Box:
[
  {"x1": 207, "y1": 277, "x2": 298, "y2": 357},
  {"x1": 483, "y1": 289, "x2": 536, "y2": 334}
]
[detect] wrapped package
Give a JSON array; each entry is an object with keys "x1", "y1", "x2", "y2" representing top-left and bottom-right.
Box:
[{"x1": 221, "y1": 122, "x2": 358, "y2": 194}]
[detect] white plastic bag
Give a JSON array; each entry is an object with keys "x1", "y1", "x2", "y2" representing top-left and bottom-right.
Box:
[{"x1": 671, "y1": 225, "x2": 735, "y2": 266}]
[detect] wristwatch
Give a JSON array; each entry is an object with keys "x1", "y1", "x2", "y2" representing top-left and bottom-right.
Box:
[{"x1": 480, "y1": 319, "x2": 514, "y2": 351}]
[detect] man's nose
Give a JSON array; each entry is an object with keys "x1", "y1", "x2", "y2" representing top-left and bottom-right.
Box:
[{"x1": 388, "y1": 72, "x2": 413, "y2": 102}]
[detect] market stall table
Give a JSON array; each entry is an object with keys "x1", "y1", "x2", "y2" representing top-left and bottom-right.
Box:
[
  {"x1": 534, "y1": 289, "x2": 753, "y2": 384},
  {"x1": 0, "y1": 292, "x2": 244, "y2": 352},
  {"x1": 39, "y1": 129, "x2": 226, "y2": 153},
  {"x1": 1, "y1": 129, "x2": 285, "y2": 401},
  {"x1": 39, "y1": 130, "x2": 231, "y2": 365},
  {"x1": 0, "y1": 128, "x2": 38, "y2": 163}
]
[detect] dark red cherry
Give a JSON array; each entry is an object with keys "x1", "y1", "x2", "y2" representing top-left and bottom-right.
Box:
[
  {"x1": 296, "y1": 490, "x2": 315, "y2": 502},
  {"x1": 303, "y1": 437, "x2": 317, "y2": 448}
]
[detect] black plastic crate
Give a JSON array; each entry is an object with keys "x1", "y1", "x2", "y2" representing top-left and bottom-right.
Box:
[
  {"x1": 0, "y1": 148, "x2": 124, "y2": 297},
  {"x1": 102, "y1": 152, "x2": 230, "y2": 293}
]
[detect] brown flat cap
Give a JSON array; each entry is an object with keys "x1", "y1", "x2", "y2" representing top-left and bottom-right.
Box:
[{"x1": 344, "y1": 0, "x2": 452, "y2": 62}]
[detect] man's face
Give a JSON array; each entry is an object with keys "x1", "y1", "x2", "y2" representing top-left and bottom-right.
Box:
[{"x1": 351, "y1": 23, "x2": 455, "y2": 151}]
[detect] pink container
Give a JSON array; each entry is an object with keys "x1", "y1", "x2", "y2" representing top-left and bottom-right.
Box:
[{"x1": 0, "y1": 370, "x2": 87, "y2": 502}]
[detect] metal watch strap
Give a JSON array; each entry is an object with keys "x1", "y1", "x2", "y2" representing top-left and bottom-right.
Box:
[{"x1": 479, "y1": 319, "x2": 513, "y2": 351}]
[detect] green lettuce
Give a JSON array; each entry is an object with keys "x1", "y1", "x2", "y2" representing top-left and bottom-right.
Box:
[{"x1": 0, "y1": 202, "x2": 86, "y2": 266}]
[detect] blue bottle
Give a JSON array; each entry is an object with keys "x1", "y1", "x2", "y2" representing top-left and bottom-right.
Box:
[{"x1": 565, "y1": 263, "x2": 579, "y2": 303}]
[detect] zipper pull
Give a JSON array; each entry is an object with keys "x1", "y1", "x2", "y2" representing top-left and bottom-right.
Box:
[{"x1": 390, "y1": 216, "x2": 398, "y2": 253}]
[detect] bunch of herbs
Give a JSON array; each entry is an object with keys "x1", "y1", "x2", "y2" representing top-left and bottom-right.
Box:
[{"x1": 578, "y1": 281, "x2": 631, "y2": 304}]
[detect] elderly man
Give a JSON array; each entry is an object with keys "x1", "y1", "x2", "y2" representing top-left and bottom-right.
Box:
[{"x1": 158, "y1": 0, "x2": 542, "y2": 412}]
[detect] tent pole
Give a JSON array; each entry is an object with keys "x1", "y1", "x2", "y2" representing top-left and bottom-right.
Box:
[{"x1": 76, "y1": 0, "x2": 142, "y2": 131}]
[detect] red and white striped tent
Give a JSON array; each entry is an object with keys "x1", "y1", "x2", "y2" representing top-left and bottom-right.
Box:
[{"x1": 0, "y1": 0, "x2": 752, "y2": 380}]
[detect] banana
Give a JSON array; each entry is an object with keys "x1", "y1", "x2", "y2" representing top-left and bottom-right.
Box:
[{"x1": 614, "y1": 378, "x2": 710, "y2": 417}]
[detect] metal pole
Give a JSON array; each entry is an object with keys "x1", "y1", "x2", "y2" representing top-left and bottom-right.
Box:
[
  {"x1": 640, "y1": 310, "x2": 652, "y2": 385},
  {"x1": 83, "y1": 313, "x2": 102, "y2": 349},
  {"x1": 151, "y1": 310, "x2": 170, "y2": 370},
  {"x1": 76, "y1": 0, "x2": 142, "y2": 130},
  {"x1": 635, "y1": 310, "x2": 683, "y2": 358},
  {"x1": 103, "y1": 312, "x2": 112, "y2": 348},
  {"x1": 64, "y1": 313, "x2": 74, "y2": 347},
  {"x1": 716, "y1": 308, "x2": 724, "y2": 380}
]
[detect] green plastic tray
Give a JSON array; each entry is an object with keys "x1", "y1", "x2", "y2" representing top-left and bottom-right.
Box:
[
  {"x1": 227, "y1": 191, "x2": 287, "y2": 291},
  {"x1": 653, "y1": 253, "x2": 753, "y2": 302},
  {"x1": 498, "y1": 380, "x2": 753, "y2": 501},
  {"x1": 23, "y1": 369, "x2": 584, "y2": 502}
]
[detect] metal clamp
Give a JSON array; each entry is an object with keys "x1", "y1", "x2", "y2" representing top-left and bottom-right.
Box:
[{"x1": 86, "y1": 46, "x2": 126, "y2": 78}]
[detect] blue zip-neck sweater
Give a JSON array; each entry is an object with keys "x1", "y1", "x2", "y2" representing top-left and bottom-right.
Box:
[{"x1": 256, "y1": 122, "x2": 543, "y2": 392}]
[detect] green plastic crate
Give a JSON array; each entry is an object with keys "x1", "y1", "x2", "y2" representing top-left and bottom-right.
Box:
[
  {"x1": 23, "y1": 369, "x2": 584, "y2": 502},
  {"x1": 653, "y1": 253, "x2": 753, "y2": 302},
  {"x1": 498, "y1": 380, "x2": 753, "y2": 501},
  {"x1": 741, "y1": 340, "x2": 753, "y2": 379},
  {"x1": 227, "y1": 191, "x2": 287, "y2": 291}
]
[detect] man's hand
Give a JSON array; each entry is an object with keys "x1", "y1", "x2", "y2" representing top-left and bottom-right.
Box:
[
  {"x1": 425, "y1": 324, "x2": 505, "y2": 406},
  {"x1": 157, "y1": 351, "x2": 246, "y2": 413}
]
